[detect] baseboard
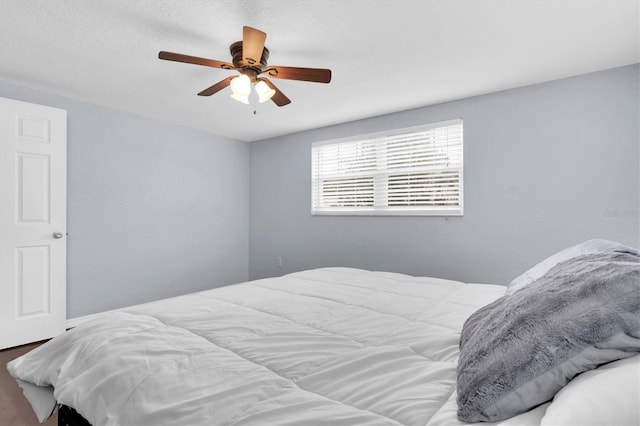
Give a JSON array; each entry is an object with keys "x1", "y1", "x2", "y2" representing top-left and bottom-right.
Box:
[{"x1": 66, "y1": 306, "x2": 125, "y2": 329}]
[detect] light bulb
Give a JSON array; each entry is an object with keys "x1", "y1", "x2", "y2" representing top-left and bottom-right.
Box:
[
  {"x1": 230, "y1": 74, "x2": 251, "y2": 94},
  {"x1": 230, "y1": 74, "x2": 251, "y2": 104},
  {"x1": 255, "y1": 80, "x2": 276, "y2": 103}
]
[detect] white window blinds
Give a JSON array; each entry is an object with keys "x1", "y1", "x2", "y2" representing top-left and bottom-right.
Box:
[{"x1": 312, "y1": 119, "x2": 463, "y2": 216}]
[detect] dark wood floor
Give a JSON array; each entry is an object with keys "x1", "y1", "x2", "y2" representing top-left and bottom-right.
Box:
[{"x1": 0, "y1": 341, "x2": 57, "y2": 426}]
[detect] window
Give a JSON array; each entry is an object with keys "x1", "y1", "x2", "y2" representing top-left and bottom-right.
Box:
[{"x1": 312, "y1": 119, "x2": 463, "y2": 216}]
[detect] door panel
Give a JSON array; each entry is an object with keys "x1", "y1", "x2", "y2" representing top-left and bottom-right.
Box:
[
  {"x1": 0, "y1": 97, "x2": 66, "y2": 349},
  {"x1": 17, "y1": 245, "x2": 50, "y2": 317},
  {"x1": 18, "y1": 153, "x2": 51, "y2": 222}
]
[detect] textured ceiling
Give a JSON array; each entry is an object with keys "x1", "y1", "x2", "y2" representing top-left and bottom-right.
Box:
[{"x1": 0, "y1": 0, "x2": 638, "y2": 142}]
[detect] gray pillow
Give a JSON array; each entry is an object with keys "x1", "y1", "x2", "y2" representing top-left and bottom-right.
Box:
[{"x1": 457, "y1": 251, "x2": 640, "y2": 423}]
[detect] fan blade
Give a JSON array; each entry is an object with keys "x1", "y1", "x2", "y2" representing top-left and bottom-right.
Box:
[
  {"x1": 242, "y1": 26, "x2": 266, "y2": 66},
  {"x1": 159, "y1": 51, "x2": 234, "y2": 70},
  {"x1": 264, "y1": 66, "x2": 331, "y2": 83},
  {"x1": 197, "y1": 76, "x2": 235, "y2": 96},
  {"x1": 260, "y1": 78, "x2": 291, "y2": 107}
]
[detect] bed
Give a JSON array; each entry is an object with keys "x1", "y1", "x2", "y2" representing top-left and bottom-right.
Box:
[{"x1": 7, "y1": 240, "x2": 640, "y2": 426}]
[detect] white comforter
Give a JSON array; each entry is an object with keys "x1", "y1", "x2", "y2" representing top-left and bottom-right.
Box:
[{"x1": 8, "y1": 268, "x2": 549, "y2": 425}]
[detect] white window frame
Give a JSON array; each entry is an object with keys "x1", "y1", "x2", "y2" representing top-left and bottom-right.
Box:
[{"x1": 311, "y1": 119, "x2": 463, "y2": 216}]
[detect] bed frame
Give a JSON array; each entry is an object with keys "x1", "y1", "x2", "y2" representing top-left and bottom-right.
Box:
[{"x1": 58, "y1": 405, "x2": 92, "y2": 426}]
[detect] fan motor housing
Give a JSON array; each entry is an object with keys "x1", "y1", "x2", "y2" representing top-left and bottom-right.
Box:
[{"x1": 230, "y1": 41, "x2": 269, "y2": 77}]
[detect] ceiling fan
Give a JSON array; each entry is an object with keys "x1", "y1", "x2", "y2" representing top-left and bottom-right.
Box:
[{"x1": 159, "y1": 26, "x2": 332, "y2": 107}]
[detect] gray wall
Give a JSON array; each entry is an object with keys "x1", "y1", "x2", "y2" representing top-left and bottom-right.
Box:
[
  {"x1": 1, "y1": 64, "x2": 637, "y2": 319},
  {"x1": 249, "y1": 64, "x2": 640, "y2": 284},
  {"x1": 0, "y1": 81, "x2": 250, "y2": 318}
]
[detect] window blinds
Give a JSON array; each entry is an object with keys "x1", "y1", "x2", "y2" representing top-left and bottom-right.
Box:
[{"x1": 312, "y1": 119, "x2": 463, "y2": 216}]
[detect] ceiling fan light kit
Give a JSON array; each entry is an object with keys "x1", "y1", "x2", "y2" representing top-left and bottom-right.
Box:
[
  {"x1": 254, "y1": 80, "x2": 276, "y2": 103},
  {"x1": 159, "y1": 26, "x2": 332, "y2": 107},
  {"x1": 229, "y1": 74, "x2": 251, "y2": 104}
]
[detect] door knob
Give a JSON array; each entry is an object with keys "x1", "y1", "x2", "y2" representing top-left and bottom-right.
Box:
[{"x1": 53, "y1": 232, "x2": 64, "y2": 239}]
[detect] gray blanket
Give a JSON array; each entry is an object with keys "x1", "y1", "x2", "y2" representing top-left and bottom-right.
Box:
[{"x1": 457, "y1": 251, "x2": 640, "y2": 422}]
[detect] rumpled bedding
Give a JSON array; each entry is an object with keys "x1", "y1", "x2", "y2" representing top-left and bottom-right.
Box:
[{"x1": 8, "y1": 267, "x2": 542, "y2": 425}]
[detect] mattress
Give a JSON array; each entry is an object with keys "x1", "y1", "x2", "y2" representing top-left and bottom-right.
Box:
[{"x1": 6, "y1": 268, "x2": 551, "y2": 425}]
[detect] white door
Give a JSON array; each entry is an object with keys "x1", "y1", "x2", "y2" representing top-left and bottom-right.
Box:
[{"x1": 0, "y1": 97, "x2": 67, "y2": 349}]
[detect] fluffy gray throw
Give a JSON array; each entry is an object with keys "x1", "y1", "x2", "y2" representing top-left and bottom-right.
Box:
[{"x1": 457, "y1": 251, "x2": 640, "y2": 422}]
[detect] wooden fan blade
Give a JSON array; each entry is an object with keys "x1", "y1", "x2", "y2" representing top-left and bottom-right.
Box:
[
  {"x1": 158, "y1": 51, "x2": 234, "y2": 70},
  {"x1": 242, "y1": 26, "x2": 267, "y2": 66},
  {"x1": 260, "y1": 78, "x2": 291, "y2": 107},
  {"x1": 264, "y1": 66, "x2": 331, "y2": 83},
  {"x1": 197, "y1": 76, "x2": 235, "y2": 96}
]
